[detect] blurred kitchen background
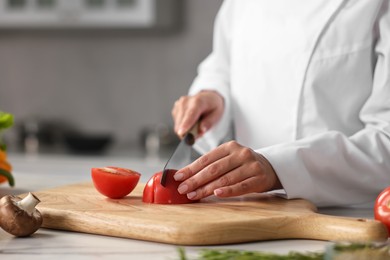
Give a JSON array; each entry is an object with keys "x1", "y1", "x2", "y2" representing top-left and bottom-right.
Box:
[{"x1": 0, "y1": 0, "x2": 223, "y2": 158}]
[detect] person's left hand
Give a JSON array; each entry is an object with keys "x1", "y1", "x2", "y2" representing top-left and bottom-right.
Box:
[{"x1": 173, "y1": 141, "x2": 282, "y2": 200}]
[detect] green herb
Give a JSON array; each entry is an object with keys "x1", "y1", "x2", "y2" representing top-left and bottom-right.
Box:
[
  {"x1": 0, "y1": 111, "x2": 14, "y2": 130},
  {"x1": 199, "y1": 250, "x2": 323, "y2": 260},
  {"x1": 0, "y1": 111, "x2": 14, "y2": 151},
  {"x1": 178, "y1": 243, "x2": 390, "y2": 260},
  {"x1": 177, "y1": 248, "x2": 323, "y2": 260},
  {"x1": 326, "y1": 242, "x2": 390, "y2": 260},
  {"x1": 0, "y1": 168, "x2": 14, "y2": 187},
  {"x1": 333, "y1": 243, "x2": 383, "y2": 252},
  {"x1": 178, "y1": 247, "x2": 187, "y2": 260}
]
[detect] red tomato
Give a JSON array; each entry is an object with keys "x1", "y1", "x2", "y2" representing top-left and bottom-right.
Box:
[
  {"x1": 374, "y1": 187, "x2": 390, "y2": 236},
  {"x1": 142, "y1": 169, "x2": 199, "y2": 204},
  {"x1": 91, "y1": 167, "x2": 140, "y2": 199}
]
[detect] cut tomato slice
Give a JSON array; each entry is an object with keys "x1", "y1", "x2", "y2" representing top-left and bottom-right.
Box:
[{"x1": 91, "y1": 167, "x2": 140, "y2": 199}]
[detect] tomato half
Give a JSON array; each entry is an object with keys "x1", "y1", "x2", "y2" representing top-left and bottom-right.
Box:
[
  {"x1": 142, "y1": 169, "x2": 199, "y2": 204},
  {"x1": 91, "y1": 167, "x2": 140, "y2": 199},
  {"x1": 374, "y1": 186, "x2": 390, "y2": 236}
]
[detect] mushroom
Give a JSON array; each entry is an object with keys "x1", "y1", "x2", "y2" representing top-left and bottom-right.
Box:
[{"x1": 0, "y1": 192, "x2": 42, "y2": 237}]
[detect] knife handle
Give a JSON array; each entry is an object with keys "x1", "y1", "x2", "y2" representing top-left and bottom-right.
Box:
[{"x1": 184, "y1": 122, "x2": 199, "y2": 146}]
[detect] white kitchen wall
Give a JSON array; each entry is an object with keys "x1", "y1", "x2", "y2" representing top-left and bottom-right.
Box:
[{"x1": 0, "y1": 0, "x2": 223, "y2": 148}]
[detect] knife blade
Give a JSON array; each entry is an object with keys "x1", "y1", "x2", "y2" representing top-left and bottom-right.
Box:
[{"x1": 161, "y1": 123, "x2": 198, "y2": 187}]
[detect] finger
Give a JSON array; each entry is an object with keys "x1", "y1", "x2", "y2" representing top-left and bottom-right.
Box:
[
  {"x1": 175, "y1": 153, "x2": 231, "y2": 196},
  {"x1": 174, "y1": 142, "x2": 234, "y2": 183},
  {"x1": 198, "y1": 109, "x2": 222, "y2": 136},
  {"x1": 197, "y1": 91, "x2": 224, "y2": 134},
  {"x1": 175, "y1": 141, "x2": 243, "y2": 183},
  {"x1": 186, "y1": 149, "x2": 274, "y2": 200},
  {"x1": 178, "y1": 98, "x2": 204, "y2": 137},
  {"x1": 185, "y1": 163, "x2": 259, "y2": 200},
  {"x1": 172, "y1": 96, "x2": 189, "y2": 136},
  {"x1": 213, "y1": 176, "x2": 264, "y2": 198},
  {"x1": 179, "y1": 153, "x2": 243, "y2": 196}
]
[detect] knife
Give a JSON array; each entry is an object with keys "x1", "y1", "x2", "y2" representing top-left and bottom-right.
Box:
[{"x1": 160, "y1": 122, "x2": 199, "y2": 187}]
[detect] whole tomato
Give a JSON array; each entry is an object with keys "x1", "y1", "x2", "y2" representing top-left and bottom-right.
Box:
[
  {"x1": 91, "y1": 167, "x2": 140, "y2": 199},
  {"x1": 374, "y1": 187, "x2": 390, "y2": 236},
  {"x1": 143, "y1": 169, "x2": 199, "y2": 204}
]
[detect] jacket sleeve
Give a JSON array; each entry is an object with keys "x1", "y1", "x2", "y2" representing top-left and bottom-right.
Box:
[
  {"x1": 259, "y1": 3, "x2": 390, "y2": 207},
  {"x1": 189, "y1": 0, "x2": 234, "y2": 155}
]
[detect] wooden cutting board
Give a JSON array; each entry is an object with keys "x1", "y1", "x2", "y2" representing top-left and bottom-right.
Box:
[{"x1": 32, "y1": 182, "x2": 388, "y2": 245}]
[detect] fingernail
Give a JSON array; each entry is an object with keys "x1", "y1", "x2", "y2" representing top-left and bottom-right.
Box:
[
  {"x1": 187, "y1": 191, "x2": 197, "y2": 199},
  {"x1": 178, "y1": 184, "x2": 188, "y2": 194},
  {"x1": 214, "y1": 189, "x2": 223, "y2": 196},
  {"x1": 178, "y1": 127, "x2": 185, "y2": 136},
  {"x1": 201, "y1": 125, "x2": 208, "y2": 133},
  {"x1": 174, "y1": 172, "x2": 184, "y2": 181}
]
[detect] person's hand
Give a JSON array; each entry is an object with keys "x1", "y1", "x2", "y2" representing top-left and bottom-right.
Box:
[
  {"x1": 172, "y1": 90, "x2": 224, "y2": 138},
  {"x1": 173, "y1": 141, "x2": 282, "y2": 200}
]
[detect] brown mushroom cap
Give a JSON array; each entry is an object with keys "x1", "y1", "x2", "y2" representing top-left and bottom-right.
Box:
[{"x1": 0, "y1": 194, "x2": 42, "y2": 237}]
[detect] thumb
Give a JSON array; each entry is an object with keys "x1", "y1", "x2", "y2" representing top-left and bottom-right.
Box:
[{"x1": 198, "y1": 110, "x2": 223, "y2": 136}]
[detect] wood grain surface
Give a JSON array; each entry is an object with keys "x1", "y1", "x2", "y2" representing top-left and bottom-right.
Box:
[{"x1": 32, "y1": 182, "x2": 388, "y2": 245}]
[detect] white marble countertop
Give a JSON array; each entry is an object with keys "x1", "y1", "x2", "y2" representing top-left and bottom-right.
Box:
[{"x1": 0, "y1": 152, "x2": 379, "y2": 259}]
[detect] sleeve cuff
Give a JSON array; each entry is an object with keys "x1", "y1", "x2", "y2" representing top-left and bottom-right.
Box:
[{"x1": 256, "y1": 144, "x2": 316, "y2": 202}]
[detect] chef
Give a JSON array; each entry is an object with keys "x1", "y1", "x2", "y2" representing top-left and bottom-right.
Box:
[{"x1": 171, "y1": 0, "x2": 390, "y2": 207}]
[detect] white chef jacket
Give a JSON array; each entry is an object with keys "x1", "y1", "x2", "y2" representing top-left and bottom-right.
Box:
[{"x1": 189, "y1": 0, "x2": 390, "y2": 207}]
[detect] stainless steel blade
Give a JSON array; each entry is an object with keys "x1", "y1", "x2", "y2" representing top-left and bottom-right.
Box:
[{"x1": 161, "y1": 132, "x2": 196, "y2": 187}]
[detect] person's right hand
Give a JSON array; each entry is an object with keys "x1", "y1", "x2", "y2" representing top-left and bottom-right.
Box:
[{"x1": 172, "y1": 90, "x2": 224, "y2": 139}]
